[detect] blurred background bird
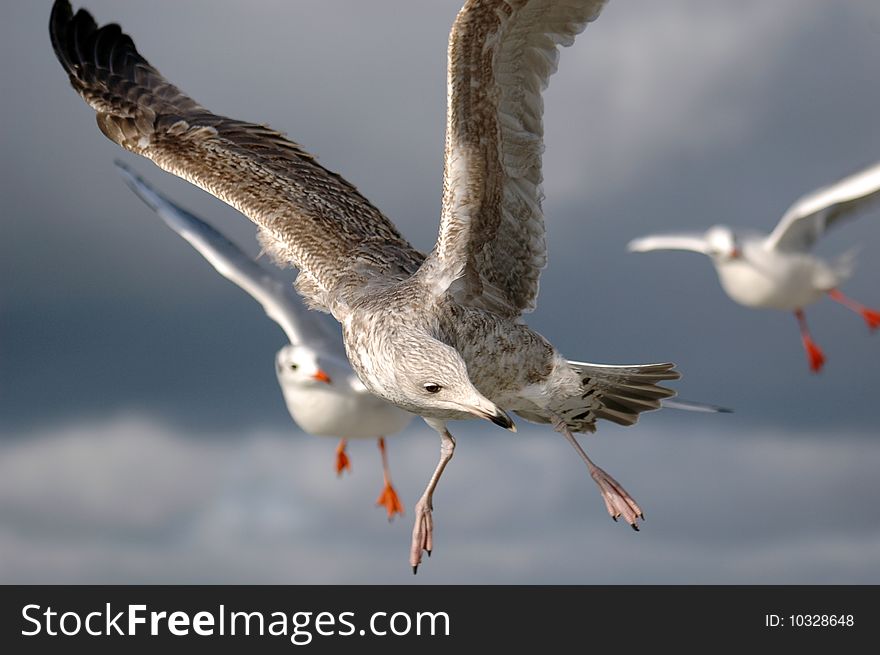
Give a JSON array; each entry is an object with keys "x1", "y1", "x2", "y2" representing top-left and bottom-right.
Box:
[
  {"x1": 118, "y1": 162, "x2": 412, "y2": 519},
  {"x1": 628, "y1": 161, "x2": 880, "y2": 372}
]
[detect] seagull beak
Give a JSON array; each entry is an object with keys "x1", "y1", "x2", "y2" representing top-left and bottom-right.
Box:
[
  {"x1": 485, "y1": 409, "x2": 516, "y2": 432},
  {"x1": 312, "y1": 369, "x2": 332, "y2": 384},
  {"x1": 731, "y1": 247, "x2": 742, "y2": 259},
  {"x1": 465, "y1": 399, "x2": 516, "y2": 432}
]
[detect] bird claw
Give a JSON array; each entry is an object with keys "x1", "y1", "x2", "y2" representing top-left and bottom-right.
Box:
[
  {"x1": 589, "y1": 464, "x2": 644, "y2": 530},
  {"x1": 409, "y1": 500, "x2": 433, "y2": 572}
]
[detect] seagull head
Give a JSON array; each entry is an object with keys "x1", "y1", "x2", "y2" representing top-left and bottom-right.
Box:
[
  {"x1": 375, "y1": 333, "x2": 515, "y2": 431},
  {"x1": 275, "y1": 344, "x2": 334, "y2": 388},
  {"x1": 705, "y1": 225, "x2": 741, "y2": 261}
]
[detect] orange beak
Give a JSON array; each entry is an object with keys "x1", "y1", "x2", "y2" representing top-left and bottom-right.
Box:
[
  {"x1": 312, "y1": 369, "x2": 332, "y2": 384},
  {"x1": 731, "y1": 248, "x2": 742, "y2": 259}
]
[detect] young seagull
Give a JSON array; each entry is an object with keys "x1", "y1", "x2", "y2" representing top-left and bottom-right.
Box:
[
  {"x1": 628, "y1": 161, "x2": 880, "y2": 373},
  {"x1": 51, "y1": 0, "x2": 685, "y2": 572},
  {"x1": 116, "y1": 163, "x2": 412, "y2": 519}
]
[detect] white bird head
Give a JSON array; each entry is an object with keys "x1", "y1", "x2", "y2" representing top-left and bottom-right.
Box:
[
  {"x1": 365, "y1": 330, "x2": 515, "y2": 431},
  {"x1": 275, "y1": 344, "x2": 334, "y2": 388},
  {"x1": 704, "y1": 225, "x2": 741, "y2": 261}
]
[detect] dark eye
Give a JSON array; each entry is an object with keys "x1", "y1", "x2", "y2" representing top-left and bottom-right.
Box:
[
  {"x1": 290, "y1": 364, "x2": 298, "y2": 371},
  {"x1": 423, "y1": 383, "x2": 442, "y2": 394}
]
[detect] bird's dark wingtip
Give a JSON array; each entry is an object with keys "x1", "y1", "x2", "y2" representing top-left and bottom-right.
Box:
[
  {"x1": 50, "y1": 0, "x2": 73, "y2": 29},
  {"x1": 49, "y1": 0, "x2": 101, "y2": 77},
  {"x1": 49, "y1": 0, "x2": 74, "y2": 64},
  {"x1": 50, "y1": 1, "x2": 147, "y2": 92}
]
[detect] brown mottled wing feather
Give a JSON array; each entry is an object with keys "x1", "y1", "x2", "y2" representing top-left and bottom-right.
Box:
[
  {"x1": 422, "y1": 0, "x2": 607, "y2": 318},
  {"x1": 49, "y1": 0, "x2": 423, "y2": 313}
]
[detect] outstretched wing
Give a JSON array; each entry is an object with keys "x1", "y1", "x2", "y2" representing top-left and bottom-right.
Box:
[
  {"x1": 765, "y1": 161, "x2": 880, "y2": 253},
  {"x1": 626, "y1": 233, "x2": 710, "y2": 255},
  {"x1": 116, "y1": 162, "x2": 341, "y2": 352},
  {"x1": 50, "y1": 1, "x2": 423, "y2": 314},
  {"x1": 419, "y1": 0, "x2": 608, "y2": 318}
]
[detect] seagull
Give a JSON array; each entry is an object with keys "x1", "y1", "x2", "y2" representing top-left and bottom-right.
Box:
[
  {"x1": 51, "y1": 0, "x2": 687, "y2": 572},
  {"x1": 628, "y1": 161, "x2": 880, "y2": 373},
  {"x1": 116, "y1": 162, "x2": 412, "y2": 519}
]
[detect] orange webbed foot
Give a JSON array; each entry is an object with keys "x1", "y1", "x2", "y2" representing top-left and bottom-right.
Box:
[
  {"x1": 827, "y1": 290, "x2": 880, "y2": 332},
  {"x1": 861, "y1": 307, "x2": 880, "y2": 332},
  {"x1": 796, "y1": 310, "x2": 825, "y2": 373},
  {"x1": 334, "y1": 440, "x2": 351, "y2": 476},
  {"x1": 803, "y1": 338, "x2": 826, "y2": 373},
  {"x1": 376, "y1": 482, "x2": 405, "y2": 520}
]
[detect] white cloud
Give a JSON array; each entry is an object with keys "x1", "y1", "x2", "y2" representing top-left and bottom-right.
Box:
[{"x1": 1, "y1": 414, "x2": 878, "y2": 583}]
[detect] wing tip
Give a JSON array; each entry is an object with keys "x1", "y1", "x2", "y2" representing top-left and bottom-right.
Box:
[
  {"x1": 663, "y1": 398, "x2": 735, "y2": 414},
  {"x1": 626, "y1": 236, "x2": 659, "y2": 253},
  {"x1": 50, "y1": 0, "x2": 143, "y2": 84},
  {"x1": 49, "y1": 0, "x2": 75, "y2": 71}
]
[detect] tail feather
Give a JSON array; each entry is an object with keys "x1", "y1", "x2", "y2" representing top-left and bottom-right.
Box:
[
  {"x1": 557, "y1": 361, "x2": 679, "y2": 432},
  {"x1": 662, "y1": 398, "x2": 733, "y2": 413},
  {"x1": 832, "y1": 247, "x2": 859, "y2": 282},
  {"x1": 602, "y1": 392, "x2": 667, "y2": 413}
]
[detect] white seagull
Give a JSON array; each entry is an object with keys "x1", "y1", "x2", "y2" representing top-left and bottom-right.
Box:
[
  {"x1": 116, "y1": 162, "x2": 412, "y2": 519},
  {"x1": 628, "y1": 161, "x2": 880, "y2": 372},
  {"x1": 52, "y1": 0, "x2": 699, "y2": 572}
]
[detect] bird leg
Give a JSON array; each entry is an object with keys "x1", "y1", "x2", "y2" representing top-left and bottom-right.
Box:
[
  {"x1": 375, "y1": 437, "x2": 404, "y2": 520},
  {"x1": 828, "y1": 289, "x2": 880, "y2": 331},
  {"x1": 410, "y1": 423, "x2": 455, "y2": 573},
  {"x1": 334, "y1": 439, "x2": 351, "y2": 476},
  {"x1": 795, "y1": 309, "x2": 826, "y2": 373},
  {"x1": 551, "y1": 413, "x2": 644, "y2": 530}
]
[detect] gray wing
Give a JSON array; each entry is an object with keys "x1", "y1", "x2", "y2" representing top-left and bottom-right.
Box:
[
  {"x1": 764, "y1": 161, "x2": 880, "y2": 252},
  {"x1": 116, "y1": 162, "x2": 341, "y2": 352},
  {"x1": 419, "y1": 0, "x2": 608, "y2": 318},
  {"x1": 50, "y1": 1, "x2": 423, "y2": 314}
]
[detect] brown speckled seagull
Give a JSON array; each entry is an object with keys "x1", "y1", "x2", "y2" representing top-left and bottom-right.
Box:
[{"x1": 50, "y1": 0, "x2": 684, "y2": 573}]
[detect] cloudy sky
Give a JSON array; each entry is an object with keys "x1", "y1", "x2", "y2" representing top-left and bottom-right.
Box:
[{"x1": 2, "y1": 0, "x2": 879, "y2": 583}]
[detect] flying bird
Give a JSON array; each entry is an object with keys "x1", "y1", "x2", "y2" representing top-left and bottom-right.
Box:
[
  {"x1": 51, "y1": 0, "x2": 686, "y2": 572},
  {"x1": 116, "y1": 162, "x2": 412, "y2": 519},
  {"x1": 628, "y1": 161, "x2": 880, "y2": 372}
]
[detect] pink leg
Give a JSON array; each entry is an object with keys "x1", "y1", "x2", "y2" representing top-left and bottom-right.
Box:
[
  {"x1": 551, "y1": 414, "x2": 644, "y2": 530},
  {"x1": 375, "y1": 437, "x2": 404, "y2": 520},
  {"x1": 410, "y1": 426, "x2": 455, "y2": 574},
  {"x1": 828, "y1": 289, "x2": 880, "y2": 331},
  {"x1": 795, "y1": 309, "x2": 825, "y2": 373}
]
